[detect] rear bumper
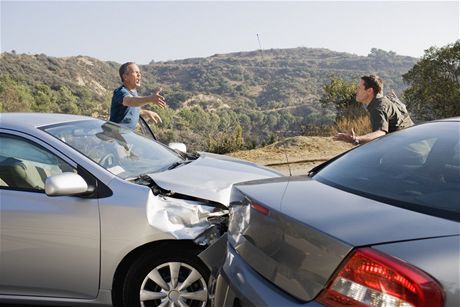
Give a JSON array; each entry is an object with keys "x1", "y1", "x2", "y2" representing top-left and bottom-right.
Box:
[{"x1": 214, "y1": 244, "x2": 323, "y2": 307}]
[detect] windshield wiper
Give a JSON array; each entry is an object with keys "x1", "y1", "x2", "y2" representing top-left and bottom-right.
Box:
[
  {"x1": 172, "y1": 149, "x2": 200, "y2": 160},
  {"x1": 186, "y1": 151, "x2": 200, "y2": 160},
  {"x1": 167, "y1": 160, "x2": 191, "y2": 170},
  {"x1": 126, "y1": 174, "x2": 153, "y2": 185}
]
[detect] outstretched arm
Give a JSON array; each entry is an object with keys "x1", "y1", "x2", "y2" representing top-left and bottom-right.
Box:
[
  {"x1": 123, "y1": 88, "x2": 166, "y2": 108},
  {"x1": 334, "y1": 128, "x2": 386, "y2": 145}
]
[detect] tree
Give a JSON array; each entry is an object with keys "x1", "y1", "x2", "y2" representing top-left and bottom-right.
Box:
[
  {"x1": 56, "y1": 86, "x2": 79, "y2": 114},
  {"x1": 319, "y1": 77, "x2": 371, "y2": 134},
  {"x1": 319, "y1": 77, "x2": 365, "y2": 120},
  {"x1": 207, "y1": 122, "x2": 244, "y2": 154},
  {"x1": 32, "y1": 83, "x2": 59, "y2": 113},
  {"x1": 403, "y1": 41, "x2": 460, "y2": 120},
  {"x1": 0, "y1": 75, "x2": 34, "y2": 112}
]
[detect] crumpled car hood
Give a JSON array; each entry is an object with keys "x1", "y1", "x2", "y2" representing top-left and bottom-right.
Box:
[{"x1": 147, "y1": 152, "x2": 282, "y2": 206}]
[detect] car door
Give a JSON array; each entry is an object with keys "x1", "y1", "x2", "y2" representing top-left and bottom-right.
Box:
[{"x1": 0, "y1": 132, "x2": 100, "y2": 299}]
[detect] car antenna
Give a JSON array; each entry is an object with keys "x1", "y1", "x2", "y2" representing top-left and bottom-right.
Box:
[{"x1": 282, "y1": 137, "x2": 293, "y2": 176}]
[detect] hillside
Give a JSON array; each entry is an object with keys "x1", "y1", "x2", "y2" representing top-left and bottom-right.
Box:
[{"x1": 0, "y1": 48, "x2": 417, "y2": 151}]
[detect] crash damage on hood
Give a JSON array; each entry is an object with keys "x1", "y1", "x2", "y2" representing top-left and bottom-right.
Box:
[
  {"x1": 132, "y1": 175, "x2": 229, "y2": 247},
  {"x1": 128, "y1": 153, "x2": 282, "y2": 247}
]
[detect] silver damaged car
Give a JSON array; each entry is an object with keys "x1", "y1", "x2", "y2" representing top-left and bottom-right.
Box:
[{"x1": 0, "y1": 113, "x2": 281, "y2": 306}]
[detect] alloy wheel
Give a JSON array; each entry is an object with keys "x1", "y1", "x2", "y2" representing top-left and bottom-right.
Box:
[{"x1": 139, "y1": 261, "x2": 208, "y2": 307}]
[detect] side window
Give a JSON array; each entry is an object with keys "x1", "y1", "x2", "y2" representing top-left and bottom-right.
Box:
[{"x1": 0, "y1": 134, "x2": 76, "y2": 191}]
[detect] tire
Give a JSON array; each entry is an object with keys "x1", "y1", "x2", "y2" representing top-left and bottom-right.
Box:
[{"x1": 122, "y1": 247, "x2": 210, "y2": 307}]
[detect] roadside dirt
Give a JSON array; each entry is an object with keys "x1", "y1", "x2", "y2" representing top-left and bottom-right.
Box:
[{"x1": 228, "y1": 136, "x2": 353, "y2": 176}]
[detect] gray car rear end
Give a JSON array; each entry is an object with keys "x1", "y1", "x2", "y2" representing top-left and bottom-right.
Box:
[{"x1": 216, "y1": 176, "x2": 460, "y2": 306}]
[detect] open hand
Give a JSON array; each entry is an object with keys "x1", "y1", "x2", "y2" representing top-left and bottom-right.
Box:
[
  {"x1": 150, "y1": 88, "x2": 166, "y2": 108},
  {"x1": 333, "y1": 128, "x2": 357, "y2": 144},
  {"x1": 143, "y1": 110, "x2": 162, "y2": 124}
]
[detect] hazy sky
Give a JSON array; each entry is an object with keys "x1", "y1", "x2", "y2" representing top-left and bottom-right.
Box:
[{"x1": 1, "y1": 1, "x2": 459, "y2": 64}]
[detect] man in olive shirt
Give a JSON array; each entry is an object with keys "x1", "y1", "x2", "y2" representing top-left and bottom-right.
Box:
[{"x1": 334, "y1": 75, "x2": 413, "y2": 145}]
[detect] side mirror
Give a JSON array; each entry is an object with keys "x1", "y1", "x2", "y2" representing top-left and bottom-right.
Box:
[
  {"x1": 169, "y1": 142, "x2": 187, "y2": 153},
  {"x1": 45, "y1": 172, "x2": 89, "y2": 196}
]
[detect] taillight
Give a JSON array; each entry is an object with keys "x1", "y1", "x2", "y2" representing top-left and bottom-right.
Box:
[{"x1": 316, "y1": 247, "x2": 444, "y2": 307}]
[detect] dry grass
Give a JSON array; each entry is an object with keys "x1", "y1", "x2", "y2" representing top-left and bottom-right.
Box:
[
  {"x1": 228, "y1": 135, "x2": 353, "y2": 166},
  {"x1": 228, "y1": 116, "x2": 371, "y2": 175},
  {"x1": 331, "y1": 115, "x2": 372, "y2": 135}
]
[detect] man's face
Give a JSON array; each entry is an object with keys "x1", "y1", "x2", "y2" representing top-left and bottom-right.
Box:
[
  {"x1": 123, "y1": 64, "x2": 141, "y2": 89},
  {"x1": 355, "y1": 79, "x2": 373, "y2": 104}
]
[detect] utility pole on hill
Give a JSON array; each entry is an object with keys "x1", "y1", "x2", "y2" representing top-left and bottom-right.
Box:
[{"x1": 256, "y1": 33, "x2": 264, "y2": 60}]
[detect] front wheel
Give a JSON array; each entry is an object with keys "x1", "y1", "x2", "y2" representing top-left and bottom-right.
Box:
[{"x1": 122, "y1": 248, "x2": 210, "y2": 307}]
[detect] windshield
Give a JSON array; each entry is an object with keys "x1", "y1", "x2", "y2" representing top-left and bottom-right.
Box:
[
  {"x1": 314, "y1": 121, "x2": 460, "y2": 220},
  {"x1": 43, "y1": 119, "x2": 183, "y2": 179}
]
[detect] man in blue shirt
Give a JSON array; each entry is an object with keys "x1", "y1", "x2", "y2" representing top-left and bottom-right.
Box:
[{"x1": 110, "y1": 62, "x2": 166, "y2": 129}]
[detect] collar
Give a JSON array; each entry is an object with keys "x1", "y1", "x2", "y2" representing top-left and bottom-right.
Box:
[
  {"x1": 366, "y1": 93, "x2": 384, "y2": 109},
  {"x1": 122, "y1": 85, "x2": 138, "y2": 96}
]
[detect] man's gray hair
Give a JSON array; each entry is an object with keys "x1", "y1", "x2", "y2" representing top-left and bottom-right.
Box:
[{"x1": 119, "y1": 62, "x2": 135, "y2": 83}]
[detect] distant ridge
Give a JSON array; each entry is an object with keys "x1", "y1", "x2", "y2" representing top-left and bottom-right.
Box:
[{"x1": 0, "y1": 47, "x2": 416, "y2": 102}]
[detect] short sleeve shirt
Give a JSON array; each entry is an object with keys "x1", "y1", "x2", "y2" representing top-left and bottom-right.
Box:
[
  {"x1": 367, "y1": 94, "x2": 414, "y2": 133},
  {"x1": 109, "y1": 86, "x2": 140, "y2": 130}
]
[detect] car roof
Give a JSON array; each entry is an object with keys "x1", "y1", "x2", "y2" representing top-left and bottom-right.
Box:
[{"x1": 0, "y1": 113, "x2": 98, "y2": 130}]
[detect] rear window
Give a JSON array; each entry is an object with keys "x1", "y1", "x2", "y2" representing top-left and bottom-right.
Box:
[{"x1": 315, "y1": 121, "x2": 460, "y2": 221}]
